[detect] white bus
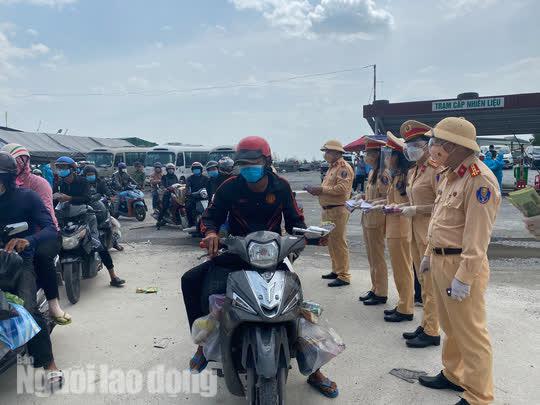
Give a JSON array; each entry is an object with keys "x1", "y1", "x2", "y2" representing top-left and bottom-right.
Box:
[
  {"x1": 86, "y1": 147, "x2": 149, "y2": 177},
  {"x1": 208, "y1": 145, "x2": 235, "y2": 162},
  {"x1": 144, "y1": 144, "x2": 212, "y2": 181}
]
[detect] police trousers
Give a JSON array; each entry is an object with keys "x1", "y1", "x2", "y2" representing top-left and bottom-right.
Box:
[
  {"x1": 322, "y1": 206, "x2": 350, "y2": 283},
  {"x1": 431, "y1": 254, "x2": 493, "y2": 405},
  {"x1": 362, "y1": 224, "x2": 388, "y2": 297},
  {"x1": 386, "y1": 238, "x2": 414, "y2": 315}
]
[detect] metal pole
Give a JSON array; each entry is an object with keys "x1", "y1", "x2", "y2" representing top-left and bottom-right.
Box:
[
  {"x1": 4, "y1": 111, "x2": 7, "y2": 128},
  {"x1": 373, "y1": 64, "x2": 378, "y2": 134}
]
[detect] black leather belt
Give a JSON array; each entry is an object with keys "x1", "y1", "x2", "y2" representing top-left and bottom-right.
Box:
[
  {"x1": 432, "y1": 247, "x2": 462, "y2": 255},
  {"x1": 322, "y1": 205, "x2": 344, "y2": 210}
]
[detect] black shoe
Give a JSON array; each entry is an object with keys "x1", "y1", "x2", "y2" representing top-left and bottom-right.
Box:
[
  {"x1": 322, "y1": 273, "x2": 338, "y2": 280},
  {"x1": 384, "y1": 307, "x2": 397, "y2": 316},
  {"x1": 455, "y1": 399, "x2": 470, "y2": 405},
  {"x1": 406, "y1": 332, "x2": 441, "y2": 348},
  {"x1": 384, "y1": 311, "x2": 413, "y2": 322},
  {"x1": 403, "y1": 326, "x2": 424, "y2": 340},
  {"x1": 110, "y1": 277, "x2": 126, "y2": 288},
  {"x1": 328, "y1": 279, "x2": 350, "y2": 287},
  {"x1": 418, "y1": 371, "x2": 465, "y2": 392},
  {"x1": 358, "y1": 291, "x2": 374, "y2": 301},
  {"x1": 363, "y1": 295, "x2": 387, "y2": 305}
]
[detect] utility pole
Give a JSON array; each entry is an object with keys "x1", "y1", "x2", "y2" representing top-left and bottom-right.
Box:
[
  {"x1": 4, "y1": 111, "x2": 7, "y2": 128},
  {"x1": 372, "y1": 64, "x2": 378, "y2": 135}
]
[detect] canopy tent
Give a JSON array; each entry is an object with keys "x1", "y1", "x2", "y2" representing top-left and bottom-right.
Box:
[
  {"x1": 344, "y1": 134, "x2": 387, "y2": 152},
  {"x1": 0, "y1": 128, "x2": 134, "y2": 164}
]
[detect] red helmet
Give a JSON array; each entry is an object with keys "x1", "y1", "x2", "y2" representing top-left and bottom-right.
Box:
[{"x1": 235, "y1": 136, "x2": 272, "y2": 162}]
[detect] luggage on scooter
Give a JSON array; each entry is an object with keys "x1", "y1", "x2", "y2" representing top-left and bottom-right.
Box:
[
  {"x1": 191, "y1": 294, "x2": 226, "y2": 361},
  {"x1": 296, "y1": 317, "x2": 345, "y2": 376},
  {"x1": 0, "y1": 303, "x2": 41, "y2": 350}
]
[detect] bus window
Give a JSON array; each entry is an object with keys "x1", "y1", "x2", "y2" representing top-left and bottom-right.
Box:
[
  {"x1": 125, "y1": 152, "x2": 147, "y2": 166},
  {"x1": 184, "y1": 151, "x2": 209, "y2": 167},
  {"x1": 114, "y1": 153, "x2": 124, "y2": 166},
  {"x1": 176, "y1": 152, "x2": 185, "y2": 167},
  {"x1": 87, "y1": 152, "x2": 113, "y2": 168},
  {"x1": 145, "y1": 151, "x2": 175, "y2": 166}
]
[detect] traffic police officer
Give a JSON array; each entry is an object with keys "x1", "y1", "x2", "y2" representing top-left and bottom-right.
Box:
[
  {"x1": 358, "y1": 138, "x2": 389, "y2": 305},
  {"x1": 306, "y1": 140, "x2": 354, "y2": 287},
  {"x1": 398, "y1": 120, "x2": 442, "y2": 348},
  {"x1": 418, "y1": 117, "x2": 501, "y2": 405}
]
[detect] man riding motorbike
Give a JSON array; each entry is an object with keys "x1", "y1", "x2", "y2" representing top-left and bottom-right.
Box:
[
  {"x1": 150, "y1": 162, "x2": 164, "y2": 213},
  {"x1": 205, "y1": 160, "x2": 220, "y2": 199},
  {"x1": 53, "y1": 157, "x2": 125, "y2": 288},
  {"x1": 156, "y1": 163, "x2": 179, "y2": 227},
  {"x1": 0, "y1": 151, "x2": 64, "y2": 389},
  {"x1": 82, "y1": 165, "x2": 124, "y2": 251},
  {"x1": 1, "y1": 143, "x2": 72, "y2": 326},
  {"x1": 132, "y1": 161, "x2": 146, "y2": 191},
  {"x1": 186, "y1": 162, "x2": 209, "y2": 227},
  {"x1": 111, "y1": 162, "x2": 136, "y2": 191},
  {"x1": 181, "y1": 136, "x2": 339, "y2": 398}
]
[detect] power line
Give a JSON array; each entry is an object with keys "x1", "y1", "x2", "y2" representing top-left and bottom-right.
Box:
[{"x1": 11, "y1": 65, "x2": 374, "y2": 98}]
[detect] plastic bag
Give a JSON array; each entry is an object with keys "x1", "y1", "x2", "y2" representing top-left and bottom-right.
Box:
[
  {"x1": 191, "y1": 294, "x2": 226, "y2": 362},
  {"x1": 296, "y1": 317, "x2": 346, "y2": 376},
  {"x1": 0, "y1": 303, "x2": 41, "y2": 350},
  {"x1": 300, "y1": 301, "x2": 323, "y2": 324}
]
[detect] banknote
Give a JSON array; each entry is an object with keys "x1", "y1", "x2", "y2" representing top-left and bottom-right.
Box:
[{"x1": 508, "y1": 187, "x2": 540, "y2": 218}]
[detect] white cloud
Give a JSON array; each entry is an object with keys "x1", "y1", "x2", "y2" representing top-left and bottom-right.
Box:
[
  {"x1": 160, "y1": 25, "x2": 172, "y2": 31},
  {"x1": 443, "y1": 0, "x2": 499, "y2": 18},
  {"x1": 135, "y1": 61, "x2": 160, "y2": 69},
  {"x1": 187, "y1": 61, "x2": 205, "y2": 72},
  {"x1": 0, "y1": 0, "x2": 77, "y2": 6},
  {"x1": 230, "y1": 0, "x2": 393, "y2": 40},
  {"x1": 26, "y1": 28, "x2": 39, "y2": 36}
]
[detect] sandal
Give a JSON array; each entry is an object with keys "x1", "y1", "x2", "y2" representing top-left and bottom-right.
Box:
[
  {"x1": 110, "y1": 277, "x2": 126, "y2": 287},
  {"x1": 307, "y1": 375, "x2": 339, "y2": 399},
  {"x1": 44, "y1": 370, "x2": 64, "y2": 393},
  {"x1": 189, "y1": 352, "x2": 208, "y2": 374},
  {"x1": 52, "y1": 312, "x2": 72, "y2": 326}
]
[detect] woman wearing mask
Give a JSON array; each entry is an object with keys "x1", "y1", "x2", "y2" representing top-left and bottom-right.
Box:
[
  {"x1": 358, "y1": 138, "x2": 390, "y2": 306},
  {"x1": 1, "y1": 143, "x2": 72, "y2": 325},
  {"x1": 395, "y1": 121, "x2": 442, "y2": 348},
  {"x1": 381, "y1": 134, "x2": 415, "y2": 323}
]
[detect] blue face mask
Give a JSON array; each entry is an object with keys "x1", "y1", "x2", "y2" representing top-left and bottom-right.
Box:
[
  {"x1": 58, "y1": 169, "x2": 71, "y2": 178},
  {"x1": 240, "y1": 165, "x2": 265, "y2": 183},
  {"x1": 86, "y1": 175, "x2": 96, "y2": 183},
  {"x1": 192, "y1": 169, "x2": 202, "y2": 176},
  {"x1": 208, "y1": 170, "x2": 219, "y2": 178}
]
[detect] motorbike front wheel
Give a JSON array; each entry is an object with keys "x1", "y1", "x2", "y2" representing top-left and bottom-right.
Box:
[
  {"x1": 63, "y1": 262, "x2": 82, "y2": 304},
  {"x1": 134, "y1": 205, "x2": 146, "y2": 221},
  {"x1": 247, "y1": 367, "x2": 286, "y2": 405}
]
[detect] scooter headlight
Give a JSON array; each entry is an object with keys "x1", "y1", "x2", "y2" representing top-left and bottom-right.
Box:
[
  {"x1": 248, "y1": 241, "x2": 279, "y2": 269},
  {"x1": 62, "y1": 229, "x2": 86, "y2": 250},
  {"x1": 200, "y1": 189, "x2": 208, "y2": 199}
]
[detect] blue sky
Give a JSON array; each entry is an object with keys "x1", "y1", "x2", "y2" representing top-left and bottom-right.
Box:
[{"x1": 1, "y1": 0, "x2": 539, "y2": 159}]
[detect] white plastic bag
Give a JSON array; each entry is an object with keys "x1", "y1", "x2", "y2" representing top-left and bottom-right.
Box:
[
  {"x1": 0, "y1": 304, "x2": 41, "y2": 350},
  {"x1": 191, "y1": 294, "x2": 226, "y2": 362},
  {"x1": 296, "y1": 317, "x2": 346, "y2": 376}
]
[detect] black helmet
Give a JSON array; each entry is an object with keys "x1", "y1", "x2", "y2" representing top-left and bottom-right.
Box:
[
  {"x1": 82, "y1": 165, "x2": 97, "y2": 176},
  {"x1": 0, "y1": 151, "x2": 17, "y2": 174},
  {"x1": 206, "y1": 160, "x2": 218, "y2": 170},
  {"x1": 154, "y1": 161, "x2": 163, "y2": 169},
  {"x1": 218, "y1": 157, "x2": 234, "y2": 174}
]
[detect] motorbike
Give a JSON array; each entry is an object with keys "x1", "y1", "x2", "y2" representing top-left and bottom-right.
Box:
[
  {"x1": 184, "y1": 188, "x2": 209, "y2": 237},
  {"x1": 202, "y1": 225, "x2": 332, "y2": 405},
  {"x1": 111, "y1": 184, "x2": 147, "y2": 222},
  {"x1": 152, "y1": 183, "x2": 190, "y2": 229},
  {"x1": 0, "y1": 222, "x2": 54, "y2": 374},
  {"x1": 55, "y1": 202, "x2": 102, "y2": 304},
  {"x1": 93, "y1": 196, "x2": 113, "y2": 250}
]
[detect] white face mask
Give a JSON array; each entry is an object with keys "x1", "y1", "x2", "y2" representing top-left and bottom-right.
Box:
[{"x1": 404, "y1": 146, "x2": 425, "y2": 162}]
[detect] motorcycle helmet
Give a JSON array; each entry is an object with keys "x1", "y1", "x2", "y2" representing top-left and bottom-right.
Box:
[
  {"x1": 191, "y1": 162, "x2": 203, "y2": 170},
  {"x1": 0, "y1": 151, "x2": 17, "y2": 174},
  {"x1": 206, "y1": 160, "x2": 218, "y2": 170},
  {"x1": 154, "y1": 162, "x2": 163, "y2": 169},
  {"x1": 218, "y1": 157, "x2": 235, "y2": 174},
  {"x1": 1, "y1": 143, "x2": 30, "y2": 159},
  {"x1": 82, "y1": 165, "x2": 97, "y2": 176},
  {"x1": 117, "y1": 162, "x2": 127, "y2": 170},
  {"x1": 235, "y1": 136, "x2": 272, "y2": 164},
  {"x1": 165, "y1": 163, "x2": 175, "y2": 171}
]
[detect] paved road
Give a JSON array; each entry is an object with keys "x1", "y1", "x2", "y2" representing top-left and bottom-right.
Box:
[{"x1": 0, "y1": 172, "x2": 538, "y2": 404}]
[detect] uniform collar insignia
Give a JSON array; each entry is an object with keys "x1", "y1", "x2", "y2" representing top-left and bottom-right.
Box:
[
  {"x1": 456, "y1": 164, "x2": 467, "y2": 177},
  {"x1": 469, "y1": 163, "x2": 481, "y2": 177}
]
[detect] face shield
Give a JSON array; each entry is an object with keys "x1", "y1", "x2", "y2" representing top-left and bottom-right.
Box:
[{"x1": 404, "y1": 138, "x2": 429, "y2": 162}]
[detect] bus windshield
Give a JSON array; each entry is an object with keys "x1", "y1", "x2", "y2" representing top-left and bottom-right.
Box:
[
  {"x1": 209, "y1": 150, "x2": 235, "y2": 162},
  {"x1": 87, "y1": 152, "x2": 113, "y2": 168},
  {"x1": 145, "y1": 151, "x2": 175, "y2": 166}
]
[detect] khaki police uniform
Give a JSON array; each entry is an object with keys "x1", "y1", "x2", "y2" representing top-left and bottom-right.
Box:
[
  {"x1": 361, "y1": 142, "x2": 388, "y2": 297},
  {"x1": 385, "y1": 171, "x2": 414, "y2": 315},
  {"x1": 319, "y1": 143, "x2": 354, "y2": 283},
  {"x1": 426, "y1": 118, "x2": 501, "y2": 405}
]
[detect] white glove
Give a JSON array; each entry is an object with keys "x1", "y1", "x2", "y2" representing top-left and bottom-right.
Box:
[
  {"x1": 449, "y1": 278, "x2": 470, "y2": 301},
  {"x1": 524, "y1": 215, "x2": 540, "y2": 239},
  {"x1": 419, "y1": 255, "x2": 430, "y2": 273},
  {"x1": 400, "y1": 206, "x2": 417, "y2": 218}
]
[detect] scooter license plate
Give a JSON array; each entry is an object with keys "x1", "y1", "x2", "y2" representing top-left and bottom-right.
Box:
[{"x1": 201, "y1": 201, "x2": 208, "y2": 209}]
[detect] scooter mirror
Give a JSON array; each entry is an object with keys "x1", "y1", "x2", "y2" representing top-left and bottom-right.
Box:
[
  {"x1": 6, "y1": 222, "x2": 29, "y2": 237},
  {"x1": 304, "y1": 224, "x2": 334, "y2": 239}
]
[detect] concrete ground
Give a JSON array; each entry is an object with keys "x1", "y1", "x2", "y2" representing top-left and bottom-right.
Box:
[{"x1": 0, "y1": 172, "x2": 538, "y2": 404}]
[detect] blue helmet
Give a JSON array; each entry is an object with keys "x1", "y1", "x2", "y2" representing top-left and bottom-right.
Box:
[
  {"x1": 55, "y1": 156, "x2": 76, "y2": 167},
  {"x1": 118, "y1": 162, "x2": 127, "y2": 169}
]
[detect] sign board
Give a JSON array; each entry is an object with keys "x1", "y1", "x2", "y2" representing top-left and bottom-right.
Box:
[{"x1": 432, "y1": 97, "x2": 505, "y2": 112}]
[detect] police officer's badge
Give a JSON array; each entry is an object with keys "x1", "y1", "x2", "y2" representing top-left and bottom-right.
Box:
[
  {"x1": 266, "y1": 193, "x2": 276, "y2": 205},
  {"x1": 476, "y1": 186, "x2": 491, "y2": 204},
  {"x1": 340, "y1": 170, "x2": 348, "y2": 179}
]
